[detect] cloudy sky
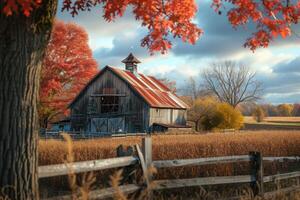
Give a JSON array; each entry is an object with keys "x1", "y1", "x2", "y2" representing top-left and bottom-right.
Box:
[{"x1": 57, "y1": 1, "x2": 300, "y2": 104}]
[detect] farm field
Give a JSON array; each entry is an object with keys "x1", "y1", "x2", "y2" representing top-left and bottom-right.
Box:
[
  {"x1": 39, "y1": 130, "x2": 300, "y2": 199},
  {"x1": 39, "y1": 130, "x2": 300, "y2": 165},
  {"x1": 244, "y1": 116, "x2": 300, "y2": 130},
  {"x1": 244, "y1": 116, "x2": 300, "y2": 124}
]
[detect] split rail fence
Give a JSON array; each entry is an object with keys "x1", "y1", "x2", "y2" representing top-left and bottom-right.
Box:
[
  {"x1": 41, "y1": 131, "x2": 147, "y2": 140},
  {"x1": 40, "y1": 136, "x2": 300, "y2": 200}
]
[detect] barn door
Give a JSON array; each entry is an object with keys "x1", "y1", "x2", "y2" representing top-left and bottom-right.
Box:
[
  {"x1": 91, "y1": 118, "x2": 108, "y2": 134},
  {"x1": 108, "y1": 117, "x2": 125, "y2": 133}
]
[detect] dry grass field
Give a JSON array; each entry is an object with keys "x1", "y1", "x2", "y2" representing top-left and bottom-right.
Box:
[
  {"x1": 39, "y1": 131, "x2": 300, "y2": 199},
  {"x1": 243, "y1": 117, "x2": 300, "y2": 131},
  {"x1": 264, "y1": 117, "x2": 300, "y2": 123},
  {"x1": 39, "y1": 130, "x2": 300, "y2": 178},
  {"x1": 39, "y1": 130, "x2": 300, "y2": 166},
  {"x1": 244, "y1": 116, "x2": 300, "y2": 124}
]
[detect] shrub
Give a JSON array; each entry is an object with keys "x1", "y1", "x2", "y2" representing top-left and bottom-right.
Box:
[
  {"x1": 252, "y1": 106, "x2": 265, "y2": 122},
  {"x1": 200, "y1": 110, "x2": 223, "y2": 130},
  {"x1": 200, "y1": 103, "x2": 244, "y2": 130},
  {"x1": 215, "y1": 103, "x2": 244, "y2": 129}
]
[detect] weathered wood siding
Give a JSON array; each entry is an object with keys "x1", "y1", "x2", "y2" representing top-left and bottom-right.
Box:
[
  {"x1": 149, "y1": 108, "x2": 187, "y2": 126},
  {"x1": 70, "y1": 69, "x2": 149, "y2": 133}
]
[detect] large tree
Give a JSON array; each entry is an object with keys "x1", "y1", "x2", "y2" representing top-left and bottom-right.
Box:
[
  {"x1": 39, "y1": 20, "x2": 98, "y2": 128},
  {"x1": 0, "y1": 0, "x2": 299, "y2": 199},
  {"x1": 0, "y1": 1, "x2": 58, "y2": 199},
  {"x1": 203, "y1": 61, "x2": 262, "y2": 108}
]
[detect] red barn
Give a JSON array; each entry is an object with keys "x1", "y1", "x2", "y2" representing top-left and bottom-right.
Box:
[{"x1": 68, "y1": 53, "x2": 190, "y2": 134}]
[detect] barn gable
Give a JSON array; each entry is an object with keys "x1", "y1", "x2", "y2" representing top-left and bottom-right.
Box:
[{"x1": 69, "y1": 66, "x2": 189, "y2": 110}]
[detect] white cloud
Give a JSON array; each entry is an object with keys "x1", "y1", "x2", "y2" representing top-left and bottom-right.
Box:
[{"x1": 56, "y1": 3, "x2": 141, "y2": 50}]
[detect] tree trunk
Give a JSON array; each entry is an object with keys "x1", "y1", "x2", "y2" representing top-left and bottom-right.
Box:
[
  {"x1": 195, "y1": 119, "x2": 200, "y2": 132},
  {"x1": 0, "y1": 1, "x2": 57, "y2": 199},
  {"x1": 194, "y1": 118, "x2": 203, "y2": 132}
]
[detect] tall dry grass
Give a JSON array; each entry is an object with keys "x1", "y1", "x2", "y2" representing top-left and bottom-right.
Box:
[
  {"x1": 39, "y1": 131, "x2": 300, "y2": 183},
  {"x1": 39, "y1": 131, "x2": 300, "y2": 199},
  {"x1": 39, "y1": 130, "x2": 300, "y2": 165}
]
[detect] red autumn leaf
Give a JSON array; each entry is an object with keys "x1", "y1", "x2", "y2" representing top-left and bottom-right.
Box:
[
  {"x1": 280, "y1": 27, "x2": 291, "y2": 38},
  {"x1": 39, "y1": 20, "x2": 98, "y2": 126}
]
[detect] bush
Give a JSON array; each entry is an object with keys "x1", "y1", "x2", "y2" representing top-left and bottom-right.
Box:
[
  {"x1": 200, "y1": 110, "x2": 223, "y2": 130},
  {"x1": 200, "y1": 103, "x2": 244, "y2": 130},
  {"x1": 252, "y1": 106, "x2": 265, "y2": 122},
  {"x1": 215, "y1": 103, "x2": 244, "y2": 129}
]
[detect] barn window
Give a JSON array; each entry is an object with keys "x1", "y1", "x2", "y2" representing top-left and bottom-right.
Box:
[{"x1": 100, "y1": 96, "x2": 119, "y2": 113}]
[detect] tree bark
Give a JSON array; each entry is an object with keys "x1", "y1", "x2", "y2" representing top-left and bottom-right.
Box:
[{"x1": 0, "y1": 1, "x2": 57, "y2": 199}]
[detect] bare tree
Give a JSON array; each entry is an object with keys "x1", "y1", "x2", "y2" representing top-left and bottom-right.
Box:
[
  {"x1": 188, "y1": 77, "x2": 199, "y2": 100},
  {"x1": 180, "y1": 77, "x2": 211, "y2": 100},
  {"x1": 202, "y1": 61, "x2": 262, "y2": 108}
]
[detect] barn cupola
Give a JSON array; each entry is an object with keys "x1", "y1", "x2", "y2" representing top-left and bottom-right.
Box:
[{"x1": 122, "y1": 53, "x2": 141, "y2": 75}]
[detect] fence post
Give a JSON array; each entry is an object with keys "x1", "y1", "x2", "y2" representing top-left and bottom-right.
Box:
[
  {"x1": 142, "y1": 136, "x2": 153, "y2": 199},
  {"x1": 250, "y1": 151, "x2": 264, "y2": 197},
  {"x1": 142, "y1": 136, "x2": 152, "y2": 171},
  {"x1": 117, "y1": 145, "x2": 136, "y2": 184}
]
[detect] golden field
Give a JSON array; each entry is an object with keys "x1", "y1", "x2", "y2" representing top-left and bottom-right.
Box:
[
  {"x1": 39, "y1": 130, "x2": 300, "y2": 179},
  {"x1": 39, "y1": 117, "x2": 300, "y2": 167},
  {"x1": 39, "y1": 131, "x2": 300, "y2": 199},
  {"x1": 264, "y1": 117, "x2": 300, "y2": 123},
  {"x1": 39, "y1": 130, "x2": 300, "y2": 166},
  {"x1": 244, "y1": 116, "x2": 300, "y2": 124}
]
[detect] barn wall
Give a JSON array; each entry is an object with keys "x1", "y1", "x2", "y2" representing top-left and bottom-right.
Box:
[
  {"x1": 70, "y1": 69, "x2": 149, "y2": 133},
  {"x1": 149, "y1": 108, "x2": 187, "y2": 126},
  {"x1": 171, "y1": 109, "x2": 187, "y2": 124}
]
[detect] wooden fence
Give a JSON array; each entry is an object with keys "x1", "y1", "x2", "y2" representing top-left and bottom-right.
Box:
[
  {"x1": 40, "y1": 136, "x2": 300, "y2": 200},
  {"x1": 40, "y1": 131, "x2": 147, "y2": 140}
]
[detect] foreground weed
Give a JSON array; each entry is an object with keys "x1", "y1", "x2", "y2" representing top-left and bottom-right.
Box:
[
  {"x1": 61, "y1": 133, "x2": 96, "y2": 200},
  {"x1": 110, "y1": 170, "x2": 127, "y2": 200}
]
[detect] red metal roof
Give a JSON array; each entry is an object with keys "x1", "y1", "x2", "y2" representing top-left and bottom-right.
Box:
[
  {"x1": 109, "y1": 66, "x2": 189, "y2": 109},
  {"x1": 69, "y1": 66, "x2": 189, "y2": 109}
]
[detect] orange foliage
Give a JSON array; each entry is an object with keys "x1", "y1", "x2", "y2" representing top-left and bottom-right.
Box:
[
  {"x1": 39, "y1": 20, "x2": 98, "y2": 126},
  {"x1": 2, "y1": 0, "x2": 299, "y2": 53},
  {"x1": 212, "y1": 0, "x2": 300, "y2": 51},
  {"x1": 1, "y1": 0, "x2": 41, "y2": 16}
]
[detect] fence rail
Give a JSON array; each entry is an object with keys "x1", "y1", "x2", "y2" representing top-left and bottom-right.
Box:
[
  {"x1": 40, "y1": 136, "x2": 300, "y2": 200},
  {"x1": 153, "y1": 155, "x2": 252, "y2": 168},
  {"x1": 264, "y1": 171, "x2": 300, "y2": 183},
  {"x1": 153, "y1": 175, "x2": 254, "y2": 190},
  {"x1": 40, "y1": 131, "x2": 147, "y2": 140},
  {"x1": 39, "y1": 156, "x2": 138, "y2": 178}
]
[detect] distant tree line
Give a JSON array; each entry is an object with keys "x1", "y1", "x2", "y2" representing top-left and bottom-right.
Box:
[{"x1": 240, "y1": 103, "x2": 300, "y2": 117}]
